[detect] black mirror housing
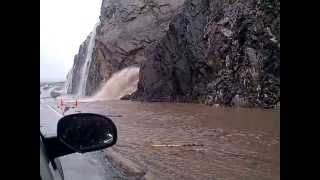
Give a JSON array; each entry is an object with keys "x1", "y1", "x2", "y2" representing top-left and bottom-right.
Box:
[{"x1": 57, "y1": 113, "x2": 117, "y2": 153}]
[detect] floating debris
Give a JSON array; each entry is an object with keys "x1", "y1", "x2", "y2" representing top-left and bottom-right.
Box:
[
  {"x1": 105, "y1": 114, "x2": 123, "y2": 117},
  {"x1": 151, "y1": 144, "x2": 204, "y2": 147}
]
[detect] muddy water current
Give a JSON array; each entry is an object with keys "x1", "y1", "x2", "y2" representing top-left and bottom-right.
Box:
[{"x1": 71, "y1": 100, "x2": 279, "y2": 180}]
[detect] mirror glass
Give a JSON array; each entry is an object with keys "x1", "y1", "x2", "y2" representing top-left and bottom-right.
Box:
[{"x1": 57, "y1": 113, "x2": 117, "y2": 153}]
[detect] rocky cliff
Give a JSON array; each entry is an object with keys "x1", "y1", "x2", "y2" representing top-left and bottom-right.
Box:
[
  {"x1": 67, "y1": 0, "x2": 186, "y2": 96},
  {"x1": 68, "y1": 0, "x2": 280, "y2": 108},
  {"x1": 132, "y1": 0, "x2": 280, "y2": 108}
]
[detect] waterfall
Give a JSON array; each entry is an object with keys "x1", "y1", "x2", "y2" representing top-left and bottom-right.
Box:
[
  {"x1": 83, "y1": 66, "x2": 140, "y2": 101},
  {"x1": 94, "y1": 67, "x2": 140, "y2": 100},
  {"x1": 65, "y1": 21, "x2": 140, "y2": 100},
  {"x1": 76, "y1": 21, "x2": 100, "y2": 97},
  {"x1": 64, "y1": 67, "x2": 73, "y2": 94}
]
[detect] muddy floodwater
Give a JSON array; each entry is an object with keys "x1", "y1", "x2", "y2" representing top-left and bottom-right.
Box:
[{"x1": 73, "y1": 100, "x2": 279, "y2": 180}]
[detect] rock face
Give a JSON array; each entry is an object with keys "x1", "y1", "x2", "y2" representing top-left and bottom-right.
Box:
[
  {"x1": 68, "y1": 0, "x2": 280, "y2": 108},
  {"x1": 132, "y1": 0, "x2": 280, "y2": 108},
  {"x1": 83, "y1": 0, "x2": 186, "y2": 95}
]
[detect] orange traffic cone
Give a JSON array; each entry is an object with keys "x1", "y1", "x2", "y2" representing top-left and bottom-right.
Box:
[
  {"x1": 60, "y1": 98, "x2": 64, "y2": 111},
  {"x1": 60, "y1": 98, "x2": 64, "y2": 106},
  {"x1": 75, "y1": 99, "x2": 78, "y2": 108}
]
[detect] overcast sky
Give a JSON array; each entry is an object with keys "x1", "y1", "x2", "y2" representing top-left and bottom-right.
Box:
[{"x1": 40, "y1": 0, "x2": 102, "y2": 81}]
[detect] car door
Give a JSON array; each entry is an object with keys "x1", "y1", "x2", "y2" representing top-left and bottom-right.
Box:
[{"x1": 40, "y1": 136, "x2": 63, "y2": 180}]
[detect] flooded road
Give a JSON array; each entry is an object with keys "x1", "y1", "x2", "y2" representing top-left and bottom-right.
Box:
[{"x1": 71, "y1": 100, "x2": 279, "y2": 180}]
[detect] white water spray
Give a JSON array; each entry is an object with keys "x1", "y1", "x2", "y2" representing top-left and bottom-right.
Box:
[
  {"x1": 77, "y1": 21, "x2": 100, "y2": 97},
  {"x1": 64, "y1": 68, "x2": 73, "y2": 94},
  {"x1": 84, "y1": 66, "x2": 140, "y2": 101}
]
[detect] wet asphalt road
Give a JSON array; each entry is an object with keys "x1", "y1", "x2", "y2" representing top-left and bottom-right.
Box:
[{"x1": 40, "y1": 99, "x2": 123, "y2": 180}]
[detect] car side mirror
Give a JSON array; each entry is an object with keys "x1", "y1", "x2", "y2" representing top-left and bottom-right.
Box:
[{"x1": 57, "y1": 113, "x2": 117, "y2": 153}]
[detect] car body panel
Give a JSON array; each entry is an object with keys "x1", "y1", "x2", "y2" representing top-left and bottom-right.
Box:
[{"x1": 40, "y1": 136, "x2": 64, "y2": 180}]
